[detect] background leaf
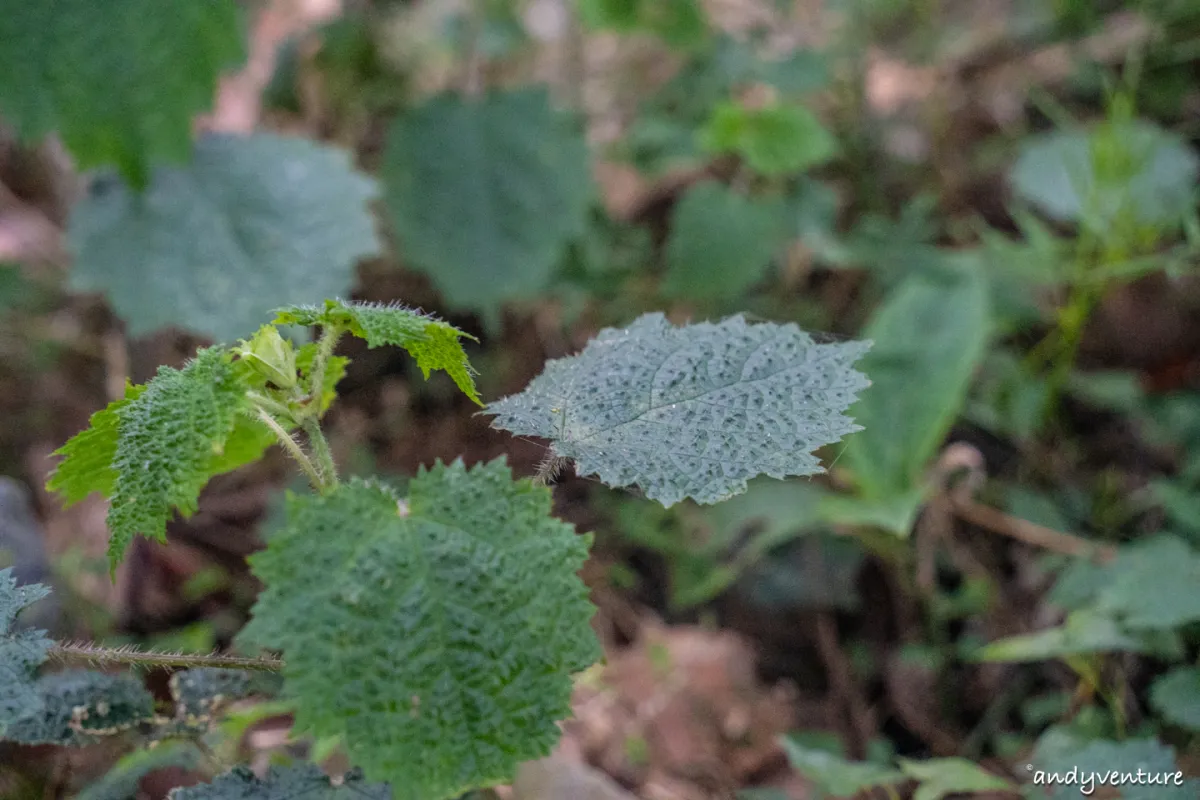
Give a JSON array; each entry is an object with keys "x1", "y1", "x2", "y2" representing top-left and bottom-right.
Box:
[
  {"x1": 487, "y1": 313, "x2": 870, "y2": 507},
  {"x1": 664, "y1": 181, "x2": 786, "y2": 299},
  {"x1": 845, "y1": 259, "x2": 990, "y2": 501},
  {"x1": 1149, "y1": 666, "x2": 1200, "y2": 732},
  {"x1": 381, "y1": 89, "x2": 592, "y2": 318},
  {"x1": 239, "y1": 461, "x2": 599, "y2": 799},
  {"x1": 68, "y1": 133, "x2": 380, "y2": 341},
  {"x1": 0, "y1": 0, "x2": 244, "y2": 184},
  {"x1": 700, "y1": 102, "x2": 837, "y2": 176}
]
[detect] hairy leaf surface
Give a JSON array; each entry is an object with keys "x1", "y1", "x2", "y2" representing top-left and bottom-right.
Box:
[
  {"x1": 0, "y1": 0, "x2": 243, "y2": 184},
  {"x1": 663, "y1": 181, "x2": 787, "y2": 299},
  {"x1": 105, "y1": 347, "x2": 247, "y2": 568},
  {"x1": 381, "y1": 89, "x2": 592, "y2": 317},
  {"x1": 47, "y1": 385, "x2": 147, "y2": 505},
  {"x1": 487, "y1": 313, "x2": 870, "y2": 506},
  {"x1": 276, "y1": 299, "x2": 480, "y2": 404},
  {"x1": 5, "y1": 669, "x2": 155, "y2": 745},
  {"x1": 171, "y1": 765, "x2": 391, "y2": 800},
  {"x1": 68, "y1": 133, "x2": 380, "y2": 341},
  {"x1": 240, "y1": 461, "x2": 599, "y2": 799}
]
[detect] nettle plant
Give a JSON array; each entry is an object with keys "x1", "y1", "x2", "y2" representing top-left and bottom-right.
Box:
[{"x1": 1, "y1": 298, "x2": 870, "y2": 799}]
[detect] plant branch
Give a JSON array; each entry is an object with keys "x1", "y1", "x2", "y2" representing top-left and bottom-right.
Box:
[
  {"x1": 48, "y1": 641, "x2": 284, "y2": 672},
  {"x1": 301, "y1": 325, "x2": 342, "y2": 423},
  {"x1": 946, "y1": 496, "x2": 1117, "y2": 562},
  {"x1": 303, "y1": 417, "x2": 339, "y2": 490}
]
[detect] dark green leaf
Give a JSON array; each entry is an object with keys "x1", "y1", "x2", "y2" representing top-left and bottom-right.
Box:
[{"x1": 170, "y1": 764, "x2": 391, "y2": 800}]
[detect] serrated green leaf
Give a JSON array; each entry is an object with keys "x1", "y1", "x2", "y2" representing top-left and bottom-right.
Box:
[
  {"x1": 105, "y1": 347, "x2": 248, "y2": 569},
  {"x1": 0, "y1": 0, "x2": 244, "y2": 184},
  {"x1": 68, "y1": 133, "x2": 380, "y2": 341},
  {"x1": 170, "y1": 764, "x2": 391, "y2": 800},
  {"x1": 240, "y1": 461, "x2": 599, "y2": 799},
  {"x1": 663, "y1": 181, "x2": 787, "y2": 300},
  {"x1": 486, "y1": 313, "x2": 870, "y2": 507},
  {"x1": 1150, "y1": 667, "x2": 1200, "y2": 731},
  {"x1": 381, "y1": 89, "x2": 592, "y2": 317},
  {"x1": 1010, "y1": 122, "x2": 1199, "y2": 231},
  {"x1": 845, "y1": 260, "x2": 990, "y2": 500},
  {"x1": 46, "y1": 384, "x2": 147, "y2": 505},
  {"x1": 170, "y1": 668, "x2": 279, "y2": 722},
  {"x1": 5, "y1": 669, "x2": 155, "y2": 745},
  {"x1": 0, "y1": 568, "x2": 54, "y2": 738},
  {"x1": 780, "y1": 737, "x2": 905, "y2": 796},
  {"x1": 700, "y1": 102, "x2": 837, "y2": 176},
  {"x1": 897, "y1": 757, "x2": 1011, "y2": 800},
  {"x1": 275, "y1": 300, "x2": 480, "y2": 404},
  {"x1": 1095, "y1": 534, "x2": 1200, "y2": 630}
]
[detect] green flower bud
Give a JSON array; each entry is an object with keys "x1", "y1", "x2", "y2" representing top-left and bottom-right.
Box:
[{"x1": 236, "y1": 325, "x2": 297, "y2": 389}]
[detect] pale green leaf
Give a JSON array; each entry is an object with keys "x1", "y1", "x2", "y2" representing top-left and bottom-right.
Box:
[
  {"x1": 275, "y1": 299, "x2": 480, "y2": 405},
  {"x1": 170, "y1": 765, "x2": 391, "y2": 800},
  {"x1": 240, "y1": 461, "x2": 600, "y2": 799},
  {"x1": 381, "y1": 89, "x2": 592, "y2": 316},
  {"x1": 105, "y1": 347, "x2": 248, "y2": 568},
  {"x1": 970, "y1": 609, "x2": 1176, "y2": 662},
  {"x1": 845, "y1": 260, "x2": 990, "y2": 499},
  {"x1": 1095, "y1": 534, "x2": 1200, "y2": 630},
  {"x1": 0, "y1": 0, "x2": 244, "y2": 184},
  {"x1": 1010, "y1": 122, "x2": 1199, "y2": 231},
  {"x1": 700, "y1": 102, "x2": 837, "y2": 176},
  {"x1": 68, "y1": 133, "x2": 380, "y2": 341},
  {"x1": 897, "y1": 757, "x2": 1011, "y2": 800},
  {"x1": 1150, "y1": 667, "x2": 1200, "y2": 732},
  {"x1": 663, "y1": 181, "x2": 787, "y2": 299},
  {"x1": 780, "y1": 737, "x2": 905, "y2": 797},
  {"x1": 486, "y1": 313, "x2": 870, "y2": 507},
  {"x1": 46, "y1": 384, "x2": 147, "y2": 505}
]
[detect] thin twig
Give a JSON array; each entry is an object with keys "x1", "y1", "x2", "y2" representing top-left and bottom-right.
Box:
[
  {"x1": 49, "y1": 642, "x2": 284, "y2": 672},
  {"x1": 948, "y1": 497, "x2": 1117, "y2": 562}
]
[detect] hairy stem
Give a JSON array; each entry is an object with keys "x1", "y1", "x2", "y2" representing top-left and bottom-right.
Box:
[
  {"x1": 256, "y1": 408, "x2": 324, "y2": 490},
  {"x1": 49, "y1": 642, "x2": 284, "y2": 672},
  {"x1": 303, "y1": 417, "x2": 339, "y2": 490},
  {"x1": 301, "y1": 325, "x2": 343, "y2": 423}
]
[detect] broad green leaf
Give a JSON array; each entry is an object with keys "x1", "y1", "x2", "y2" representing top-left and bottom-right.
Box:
[
  {"x1": 1029, "y1": 731, "x2": 1199, "y2": 799},
  {"x1": 0, "y1": 0, "x2": 243, "y2": 184},
  {"x1": 1010, "y1": 122, "x2": 1199, "y2": 231},
  {"x1": 169, "y1": 668, "x2": 279, "y2": 721},
  {"x1": 845, "y1": 260, "x2": 990, "y2": 500},
  {"x1": 240, "y1": 461, "x2": 600, "y2": 799},
  {"x1": 486, "y1": 313, "x2": 870, "y2": 507},
  {"x1": 68, "y1": 133, "x2": 380, "y2": 341},
  {"x1": 275, "y1": 299, "x2": 480, "y2": 405},
  {"x1": 896, "y1": 757, "x2": 1011, "y2": 800},
  {"x1": 381, "y1": 89, "x2": 592, "y2": 318},
  {"x1": 171, "y1": 765, "x2": 391, "y2": 800},
  {"x1": 1095, "y1": 534, "x2": 1200, "y2": 630},
  {"x1": 0, "y1": 568, "x2": 53, "y2": 738},
  {"x1": 700, "y1": 102, "x2": 837, "y2": 176},
  {"x1": 1150, "y1": 667, "x2": 1200, "y2": 731},
  {"x1": 105, "y1": 347, "x2": 248, "y2": 569},
  {"x1": 663, "y1": 181, "x2": 787, "y2": 299},
  {"x1": 780, "y1": 737, "x2": 905, "y2": 796},
  {"x1": 47, "y1": 384, "x2": 147, "y2": 505}
]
